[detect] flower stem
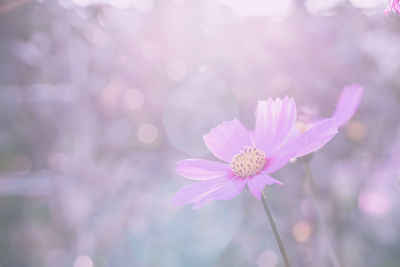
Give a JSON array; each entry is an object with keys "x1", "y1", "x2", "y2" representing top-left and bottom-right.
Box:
[
  {"x1": 302, "y1": 160, "x2": 341, "y2": 267},
  {"x1": 261, "y1": 190, "x2": 291, "y2": 267}
]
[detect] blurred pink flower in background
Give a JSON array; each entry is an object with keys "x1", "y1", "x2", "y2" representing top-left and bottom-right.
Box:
[
  {"x1": 384, "y1": 0, "x2": 400, "y2": 15},
  {"x1": 384, "y1": 0, "x2": 400, "y2": 14},
  {"x1": 173, "y1": 97, "x2": 338, "y2": 209},
  {"x1": 296, "y1": 84, "x2": 363, "y2": 135}
]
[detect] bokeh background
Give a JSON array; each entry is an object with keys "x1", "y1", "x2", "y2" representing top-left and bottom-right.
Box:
[{"x1": 1, "y1": 0, "x2": 400, "y2": 266}]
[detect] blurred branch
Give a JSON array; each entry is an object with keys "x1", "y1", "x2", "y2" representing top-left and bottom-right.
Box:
[
  {"x1": 302, "y1": 159, "x2": 342, "y2": 267},
  {"x1": 0, "y1": 0, "x2": 33, "y2": 17},
  {"x1": 0, "y1": 174, "x2": 58, "y2": 196}
]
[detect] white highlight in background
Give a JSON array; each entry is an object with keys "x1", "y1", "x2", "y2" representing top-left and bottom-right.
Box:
[{"x1": 73, "y1": 255, "x2": 93, "y2": 267}]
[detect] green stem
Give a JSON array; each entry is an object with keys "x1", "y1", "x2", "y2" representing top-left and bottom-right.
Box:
[
  {"x1": 261, "y1": 190, "x2": 291, "y2": 267},
  {"x1": 303, "y1": 161, "x2": 341, "y2": 267}
]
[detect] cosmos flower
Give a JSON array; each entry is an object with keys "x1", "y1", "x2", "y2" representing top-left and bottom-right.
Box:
[
  {"x1": 173, "y1": 97, "x2": 338, "y2": 209},
  {"x1": 295, "y1": 84, "x2": 364, "y2": 135},
  {"x1": 384, "y1": 0, "x2": 400, "y2": 14}
]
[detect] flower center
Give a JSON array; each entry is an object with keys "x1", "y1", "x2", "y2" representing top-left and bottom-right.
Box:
[{"x1": 231, "y1": 146, "x2": 266, "y2": 177}]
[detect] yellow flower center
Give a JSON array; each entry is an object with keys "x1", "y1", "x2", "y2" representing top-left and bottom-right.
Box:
[{"x1": 231, "y1": 146, "x2": 266, "y2": 177}]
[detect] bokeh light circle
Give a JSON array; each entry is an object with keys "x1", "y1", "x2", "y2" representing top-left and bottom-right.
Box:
[
  {"x1": 162, "y1": 75, "x2": 239, "y2": 157},
  {"x1": 137, "y1": 123, "x2": 159, "y2": 144}
]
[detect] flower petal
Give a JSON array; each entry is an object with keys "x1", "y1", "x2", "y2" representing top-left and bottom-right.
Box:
[
  {"x1": 267, "y1": 118, "x2": 338, "y2": 173},
  {"x1": 254, "y1": 97, "x2": 297, "y2": 155},
  {"x1": 384, "y1": 0, "x2": 394, "y2": 14},
  {"x1": 175, "y1": 159, "x2": 231, "y2": 180},
  {"x1": 172, "y1": 177, "x2": 231, "y2": 207},
  {"x1": 293, "y1": 118, "x2": 339, "y2": 158},
  {"x1": 395, "y1": 1, "x2": 400, "y2": 13},
  {"x1": 203, "y1": 119, "x2": 252, "y2": 162},
  {"x1": 192, "y1": 177, "x2": 247, "y2": 209},
  {"x1": 332, "y1": 84, "x2": 363, "y2": 128},
  {"x1": 384, "y1": 0, "x2": 400, "y2": 14},
  {"x1": 247, "y1": 173, "x2": 283, "y2": 200}
]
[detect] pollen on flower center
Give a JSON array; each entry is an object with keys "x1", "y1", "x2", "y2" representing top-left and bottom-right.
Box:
[{"x1": 230, "y1": 146, "x2": 266, "y2": 177}]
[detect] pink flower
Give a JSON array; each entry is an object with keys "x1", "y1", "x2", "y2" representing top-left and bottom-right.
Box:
[
  {"x1": 295, "y1": 84, "x2": 363, "y2": 134},
  {"x1": 384, "y1": 0, "x2": 400, "y2": 14},
  {"x1": 173, "y1": 97, "x2": 338, "y2": 209}
]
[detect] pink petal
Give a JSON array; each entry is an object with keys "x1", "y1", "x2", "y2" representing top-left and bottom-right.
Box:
[
  {"x1": 267, "y1": 118, "x2": 338, "y2": 173},
  {"x1": 332, "y1": 84, "x2": 363, "y2": 128},
  {"x1": 172, "y1": 177, "x2": 231, "y2": 207},
  {"x1": 248, "y1": 130, "x2": 255, "y2": 143},
  {"x1": 192, "y1": 177, "x2": 247, "y2": 209},
  {"x1": 290, "y1": 118, "x2": 338, "y2": 158},
  {"x1": 384, "y1": 0, "x2": 395, "y2": 14},
  {"x1": 395, "y1": 0, "x2": 400, "y2": 13},
  {"x1": 384, "y1": 0, "x2": 400, "y2": 14},
  {"x1": 246, "y1": 173, "x2": 283, "y2": 200},
  {"x1": 203, "y1": 119, "x2": 251, "y2": 162},
  {"x1": 254, "y1": 97, "x2": 297, "y2": 155},
  {"x1": 175, "y1": 159, "x2": 231, "y2": 180}
]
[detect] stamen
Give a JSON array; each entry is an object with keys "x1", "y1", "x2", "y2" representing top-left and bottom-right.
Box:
[{"x1": 231, "y1": 146, "x2": 266, "y2": 177}]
